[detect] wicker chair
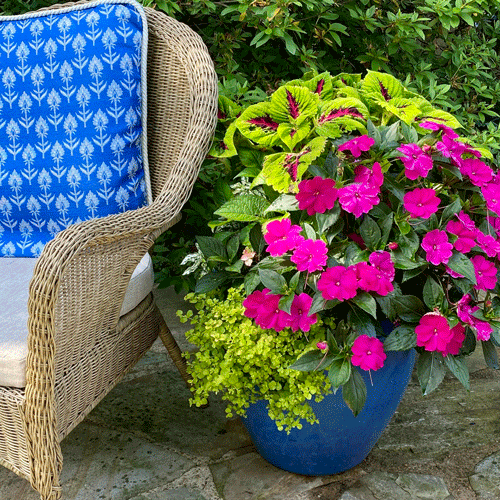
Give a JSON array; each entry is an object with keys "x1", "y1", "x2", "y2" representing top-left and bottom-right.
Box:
[{"x1": 0, "y1": 4, "x2": 217, "y2": 500}]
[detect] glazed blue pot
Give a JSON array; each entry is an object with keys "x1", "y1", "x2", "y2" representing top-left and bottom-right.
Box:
[{"x1": 241, "y1": 348, "x2": 416, "y2": 475}]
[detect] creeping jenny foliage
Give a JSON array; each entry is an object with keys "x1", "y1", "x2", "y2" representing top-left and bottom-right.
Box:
[{"x1": 179, "y1": 286, "x2": 332, "y2": 431}]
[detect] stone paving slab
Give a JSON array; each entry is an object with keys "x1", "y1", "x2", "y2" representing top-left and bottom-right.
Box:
[{"x1": 0, "y1": 286, "x2": 499, "y2": 500}]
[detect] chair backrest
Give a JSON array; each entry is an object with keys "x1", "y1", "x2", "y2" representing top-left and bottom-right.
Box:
[{"x1": 143, "y1": 7, "x2": 218, "y2": 215}]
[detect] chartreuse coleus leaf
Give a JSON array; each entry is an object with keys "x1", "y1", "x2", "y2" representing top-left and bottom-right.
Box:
[
  {"x1": 236, "y1": 102, "x2": 282, "y2": 147},
  {"x1": 269, "y1": 85, "x2": 320, "y2": 123},
  {"x1": 286, "y1": 71, "x2": 335, "y2": 101},
  {"x1": 262, "y1": 136, "x2": 327, "y2": 193},
  {"x1": 332, "y1": 72, "x2": 362, "y2": 89},
  {"x1": 277, "y1": 119, "x2": 313, "y2": 150},
  {"x1": 209, "y1": 121, "x2": 238, "y2": 158},
  {"x1": 378, "y1": 97, "x2": 426, "y2": 125},
  {"x1": 360, "y1": 70, "x2": 406, "y2": 104},
  {"x1": 315, "y1": 97, "x2": 368, "y2": 138},
  {"x1": 415, "y1": 100, "x2": 462, "y2": 131}
]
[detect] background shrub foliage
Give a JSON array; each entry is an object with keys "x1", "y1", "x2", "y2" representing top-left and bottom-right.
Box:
[
  {"x1": 152, "y1": 0, "x2": 500, "y2": 291},
  {"x1": 7, "y1": 0, "x2": 500, "y2": 288}
]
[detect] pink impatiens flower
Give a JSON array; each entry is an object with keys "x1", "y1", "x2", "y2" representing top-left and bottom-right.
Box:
[
  {"x1": 471, "y1": 255, "x2": 498, "y2": 290},
  {"x1": 397, "y1": 143, "x2": 433, "y2": 180},
  {"x1": 446, "y1": 220, "x2": 476, "y2": 253},
  {"x1": 354, "y1": 162, "x2": 384, "y2": 189},
  {"x1": 473, "y1": 319, "x2": 493, "y2": 341},
  {"x1": 353, "y1": 262, "x2": 380, "y2": 292},
  {"x1": 476, "y1": 231, "x2": 500, "y2": 258},
  {"x1": 317, "y1": 265, "x2": 358, "y2": 301},
  {"x1": 459, "y1": 158, "x2": 493, "y2": 187},
  {"x1": 415, "y1": 313, "x2": 453, "y2": 353},
  {"x1": 264, "y1": 218, "x2": 304, "y2": 256},
  {"x1": 419, "y1": 120, "x2": 459, "y2": 138},
  {"x1": 290, "y1": 239, "x2": 328, "y2": 273},
  {"x1": 296, "y1": 177, "x2": 338, "y2": 216},
  {"x1": 288, "y1": 293, "x2": 317, "y2": 332},
  {"x1": 338, "y1": 135, "x2": 375, "y2": 158},
  {"x1": 457, "y1": 211, "x2": 477, "y2": 231},
  {"x1": 338, "y1": 183, "x2": 380, "y2": 218},
  {"x1": 369, "y1": 251, "x2": 395, "y2": 281},
  {"x1": 456, "y1": 294, "x2": 478, "y2": 325},
  {"x1": 481, "y1": 182, "x2": 500, "y2": 216},
  {"x1": 436, "y1": 135, "x2": 480, "y2": 165},
  {"x1": 351, "y1": 335, "x2": 386, "y2": 371},
  {"x1": 442, "y1": 323, "x2": 466, "y2": 356},
  {"x1": 403, "y1": 188, "x2": 440, "y2": 219},
  {"x1": 421, "y1": 229, "x2": 453, "y2": 266},
  {"x1": 243, "y1": 288, "x2": 290, "y2": 332}
]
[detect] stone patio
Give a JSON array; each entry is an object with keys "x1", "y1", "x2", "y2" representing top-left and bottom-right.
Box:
[{"x1": 1, "y1": 286, "x2": 499, "y2": 500}]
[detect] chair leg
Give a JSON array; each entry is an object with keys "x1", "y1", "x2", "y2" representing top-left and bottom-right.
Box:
[{"x1": 158, "y1": 314, "x2": 191, "y2": 388}]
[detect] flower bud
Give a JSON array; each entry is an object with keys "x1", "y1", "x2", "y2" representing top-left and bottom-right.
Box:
[
  {"x1": 388, "y1": 241, "x2": 398, "y2": 250},
  {"x1": 316, "y1": 341, "x2": 328, "y2": 351}
]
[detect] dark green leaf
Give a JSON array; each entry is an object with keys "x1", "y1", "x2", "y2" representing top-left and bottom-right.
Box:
[
  {"x1": 264, "y1": 194, "x2": 299, "y2": 214},
  {"x1": 461, "y1": 326, "x2": 476, "y2": 355},
  {"x1": 342, "y1": 369, "x2": 367, "y2": 417},
  {"x1": 444, "y1": 356, "x2": 470, "y2": 391},
  {"x1": 402, "y1": 266, "x2": 426, "y2": 282},
  {"x1": 392, "y1": 250, "x2": 427, "y2": 269},
  {"x1": 196, "y1": 236, "x2": 227, "y2": 260},
  {"x1": 227, "y1": 234, "x2": 240, "y2": 262},
  {"x1": 417, "y1": 351, "x2": 446, "y2": 395},
  {"x1": 347, "y1": 307, "x2": 377, "y2": 337},
  {"x1": 195, "y1": 271, "x2": 230, "y2": 294},
  {"x1": 316, "y1": 205, "x2": 340, "y2": 234},
  {"x1": 423, "y1": 276, "x2": 444, "y2": 310},
  {"x1": 308, "y1": 163, "x2": 328, "y2": 178},
  {"x1": 289, "y1": 271, "x2": 300, "y2": 291},
  {"x1": 289, "y1": 351, "x2": 333, "y2": 371},
  {"x1": 244, "y1": 272, "x2": 260, "y2": 295},
  {"x1": 383, "y1": 325, "x2": 416, "y2": 351},
  {"x1": 379, "y1": 213, "x2": 394, "y2": 248},
  {"x1": 279, "y1": 293, "x2": 295, "y2": 314},
  {"x1": 360, "y1": 215, "x2": 381, "y2": 250},
  {"x1": 396, "y1": 295, "x2": 426, "y2": 322},
  {"x1": 258, "y1": 269, "x2": 286, "y2": 294},
  {"x1": 225, "y1": 259, "x2": 244, "y2": 272},
  {"x1": 482, "y1": 340, "x2": 499, "y2": 370},
  {"x1": 303, "y1": 222, "x2": 316, "y2": 240},
  {"x1": 309, "y1": 291, "x2": 326, "y2": 315},
  {"x1": 351, "y1": 292, "x2": 377, "y2": 318},
  {"x1": 440, "y1": 198, "x2": 462, "y2": 226},
  {"x1": 249, "y1": 223, "x2": 266, "y2": 255},
  {"x1": 447, "y1": 252, "x2": 476, "y2": 284},
  {"x1": 328, "y1": 358, "x2": 352, "y2": 390}
]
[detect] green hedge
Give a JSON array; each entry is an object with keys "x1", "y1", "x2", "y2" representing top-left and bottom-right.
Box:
[{"x1": 150, "y1": 0, "x2": 500, "y2": 139}]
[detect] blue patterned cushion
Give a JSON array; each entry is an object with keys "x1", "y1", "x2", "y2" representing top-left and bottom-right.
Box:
[{"x1": 0, "y1": 0, "x2": 150, "y2": 257}]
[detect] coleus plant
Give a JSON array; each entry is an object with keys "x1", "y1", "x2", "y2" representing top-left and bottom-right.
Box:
[{"x1": 184, "y1": 70, "x2": 500, "y2": 419}]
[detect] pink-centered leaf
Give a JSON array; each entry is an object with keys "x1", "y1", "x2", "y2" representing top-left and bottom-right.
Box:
[
  {"x1": 286, "y1": 89, "x2": 300, "y2": 119},
  {"x1": 319, "y1": 107, "x2": 364, "y2": 124},
  {"x1": 379, "y1": 81, "x2": 391, "y2": 101},
  {"x1": 248, "y1": 115, "x2": 279, "y2": 131}
]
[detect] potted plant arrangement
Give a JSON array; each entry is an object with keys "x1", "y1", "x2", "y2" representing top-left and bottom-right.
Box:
[{"x1": 177, "y1": 70, "x2": 500, "y2": 475}]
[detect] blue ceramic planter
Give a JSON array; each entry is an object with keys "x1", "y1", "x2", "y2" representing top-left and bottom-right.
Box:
[{"x1": 241, "y1": 348, "x2": 416, "y2": 475}]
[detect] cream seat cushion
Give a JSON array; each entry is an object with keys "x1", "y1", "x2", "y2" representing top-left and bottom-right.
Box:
[{"x1": 0, "y1": 253, "x2": 154, "y2": 388}]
